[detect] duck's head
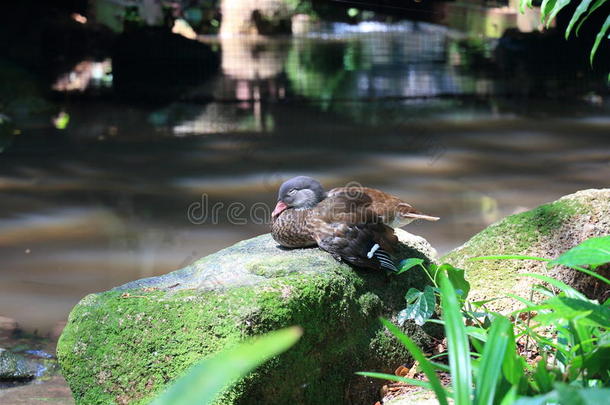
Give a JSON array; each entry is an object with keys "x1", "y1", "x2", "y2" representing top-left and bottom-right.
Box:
[{"x1": 272, "y1": 176, "x2": 326, "y2": 219}]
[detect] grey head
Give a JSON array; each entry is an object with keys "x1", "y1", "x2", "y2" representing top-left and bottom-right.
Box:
[{"x1": 277, "y1": 176, "x2": 327, "y2": 209}]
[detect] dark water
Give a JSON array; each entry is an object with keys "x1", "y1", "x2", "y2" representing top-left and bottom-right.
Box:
[{"x1": 1, "y1": 21, "x2": 610, "y2": 334}]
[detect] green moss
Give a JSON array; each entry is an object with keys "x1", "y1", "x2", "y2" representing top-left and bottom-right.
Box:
[
  {"x1": 58, "y1": 270, "x2": 430, "y2": 404},
  {"x1": 441, "y1": 197, "x2": 586, "y2": 306},
  {"x1": 59, "y1": 289, "x2": 251, "y2": 404}
]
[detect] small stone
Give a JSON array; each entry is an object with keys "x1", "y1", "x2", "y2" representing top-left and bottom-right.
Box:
[{"x1": 0, "y1": 349, "x2": 36, "y2": 381}]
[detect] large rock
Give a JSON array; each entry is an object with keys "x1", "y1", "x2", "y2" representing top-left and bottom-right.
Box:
[
  {"x1": 443, "y1": 189, "x2": 610, "y2": 312},
  {"x1": 58, "y1": 230, "x2": 438, "y2": 405}
]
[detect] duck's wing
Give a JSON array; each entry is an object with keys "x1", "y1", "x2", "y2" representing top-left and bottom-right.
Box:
[
  {"x1": 317, "y1": 188, "x2": 376, "y2": 224},
  {"x1": 313, "y1": 221, "x2": 399, "y2": 272},
  {"x1": 309, "y1": 194, "x2": 399, "y2": 272},
  {"x1": 329, "y1": 187, "x2": 439, "y2": 223}
]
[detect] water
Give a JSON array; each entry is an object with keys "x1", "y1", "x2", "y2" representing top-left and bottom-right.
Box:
[{"x1": 1, "y1": 22, "x2": 610, "y2": 335}]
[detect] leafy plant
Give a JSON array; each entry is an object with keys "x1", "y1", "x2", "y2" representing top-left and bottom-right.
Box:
[
  {"x1": 151, "y1": 327, "x2": 302, "y2": 405},
  {"x1": 361, "y1": 236, "x2": 610, "y2": 404},
  {"x1": 473, "y1": 236, "x2": 610, "y2": 390},
  {"x1": 397, "y1": 260, "x2": 470, "y2": 326},
  {"x1": 520, "y1": 0, "x2": 610, "y2": 63},
  {"x1": 359, "y1": 272, "x2": 522, "y2": 405}
]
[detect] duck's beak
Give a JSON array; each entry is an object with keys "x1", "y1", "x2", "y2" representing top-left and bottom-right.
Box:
[{"x1": 272, "y1": 200, "x2": 288, "y2": 219}]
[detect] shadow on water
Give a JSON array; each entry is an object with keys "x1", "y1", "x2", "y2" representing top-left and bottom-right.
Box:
[{"x1": 0, "y1": 18, "x2": 609, "y2": 336}]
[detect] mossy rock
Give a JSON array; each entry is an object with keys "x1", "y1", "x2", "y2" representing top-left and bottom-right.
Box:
[
  {"x1": 58, "y1": 230, "x2": 438, "y2": 405},
  {"x1": 442, "y1": 189, "x2": 610, "y2": 312}
]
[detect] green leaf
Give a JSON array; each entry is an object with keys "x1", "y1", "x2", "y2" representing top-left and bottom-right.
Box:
[
  {"x1": 513, "y1": 391, "x2": 557, "y2": 405},
  {"x1": 474, "y1": 316, "x2": 512, "y2": 405},
  {"x1": 519, "y1": 0, "x2": 529, "y2": 13},
  {"x1": 513, "y1": 383, "x2": 610, "y2": 405},
  {"x1": 571, "y1": 318, "x2": 594, "y2": 353},
  {"x1": 540, "y1": 0, "x2": 558, "y2": 23},
  {"x1": 442, "y1": 263, "x2": 471, "y2": 301},
  {"x1": 377, "y1": 318, "x2": 450, "y2": 405},
  {"x1": 150, "y1": 327, "x2": 302, "y2": 405},
  {"x1": 532, "y1": 357, "x2": 554, "y2": 393},
  {"x1": 537, "y1": 296, "x2": 610, "y2": 328},
  {"x1": 439, "y1": 272, "x2": 473, "y2": 405},
  {"x1": 399, "y1": 285, "x2": 436, "y2": 326},
  {"x1": 501, "y1": 325, "x2": 525, "y2": 387},
  {"x1": 546, "y1": 0, "x2": 571, "y2": 27},
  {"x1": 576, "y1": 0, "x2": 608, "y2": 36},
  {"x1": 552, "y1": 383, "x2": 610, "y2": 405},
  {"x1": 590, "y1": 14, "x2": 610, "y2": 64},
  {"x1": 405, "y1": 287, "x2": 423, "y2": 302},
  {"x1": 571, "y1": 386, "x2": 610, "y2": 403},
  {"x1": 581, "y1": 346, "x2": 610, "y2": 377},
  {"x1": 549, "y1": 236, "x2": 610, "y2": 273},
  {"x1": 498, "y1": 386, "x2": 518, "y2": 405},
  {"x1": 556, "y1": 383, "x2": 586, "y2": 405},
  {"x1": 397, "y1": 258, "x2": 425, "y2": 274},
  {"x1": 465, "y1": 326, "x2": 488, "y2": 343},
  {"x1": 565, "y1": 0, "x2": 596, "y2": 38}
]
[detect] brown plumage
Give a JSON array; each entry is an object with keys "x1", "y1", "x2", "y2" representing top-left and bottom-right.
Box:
[
  {"x1": 326, "y1": 186, "x2": 439, "y2": 227},
  {"x1": 270, "y1": 176, "x2": 439, "y2": 272}
]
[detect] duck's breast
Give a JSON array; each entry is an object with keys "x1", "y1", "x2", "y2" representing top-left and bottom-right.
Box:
[{"x1": 271, "y1": 210, "x2": 317, "y2": 248}]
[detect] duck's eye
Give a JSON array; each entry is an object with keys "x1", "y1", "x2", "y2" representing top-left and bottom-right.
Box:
[{"x1": 288, "y1": 188, "x2": 297, "y2": 195}]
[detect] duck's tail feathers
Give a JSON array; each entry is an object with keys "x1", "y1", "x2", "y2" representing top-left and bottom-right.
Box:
[
  {"x1": 401, "y1": 212, "x2": 440, "y2": 222},
  {"x1": 368, "y1": 244, "x2": 398, "y2": 272},
  {"x1": 396, "y1": 203, "x2": 440, "y2": 222}
]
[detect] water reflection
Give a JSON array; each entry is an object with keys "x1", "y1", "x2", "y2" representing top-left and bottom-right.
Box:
[
  {"x1": 1, "y1": 21, "x2": 610, "y2": 334},
  {"x1": 52, "y1": 59, "x2": 112, "y2": 93}
]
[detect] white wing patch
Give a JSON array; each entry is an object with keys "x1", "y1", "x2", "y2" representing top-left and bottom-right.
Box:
[{"x1": 367, "y1": 243, "x2": 380, "y2": 259}]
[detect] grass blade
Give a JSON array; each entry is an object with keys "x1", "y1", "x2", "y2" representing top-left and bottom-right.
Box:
[
  {"x1": 379, "y1": 318, "x2": 449, "y2": 405},
  {"x1": 439, "y1": 272, "x2": 473, "y2": 405},
  {"x1": 521, "y1": 273, "x2": 586, "y2": 299},
  {"x1": 356, "y1": 372, "x2": 433, "y2": 390},
  {"x1": 151, "y1": 327, "x2": 302, "y2": 405},
  {"x1": 474, "y1": 317, "x2": 512, "y2": 405},
  {"x1": 506, "y1": 293, "x2": 536, "y2": 309}
]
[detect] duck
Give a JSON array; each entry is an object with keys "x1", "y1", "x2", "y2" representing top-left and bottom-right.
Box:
[{"x1": 270, "y1": 176, "x2": 439, "y2": 272}]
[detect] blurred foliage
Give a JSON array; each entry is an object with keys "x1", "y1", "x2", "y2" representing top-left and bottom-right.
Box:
[
  {"x1": 285, "y1": 40, "x2": 365, "y2": 109},
  {"x1": 521, "y1": 0, "x2": 610, "y2": 64},
  {"x1": 0, "y1": 60, "x2": 52, "y2": 121},
  {"x1": 0, "y1": 114, "x2": 16, "y2": 154},
  {"x1": 182, "y1": 0, "x2": 222, "y2": 34},
  {"x1": 284, "y1": 0, "x2": 317, "y2": 17}
]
